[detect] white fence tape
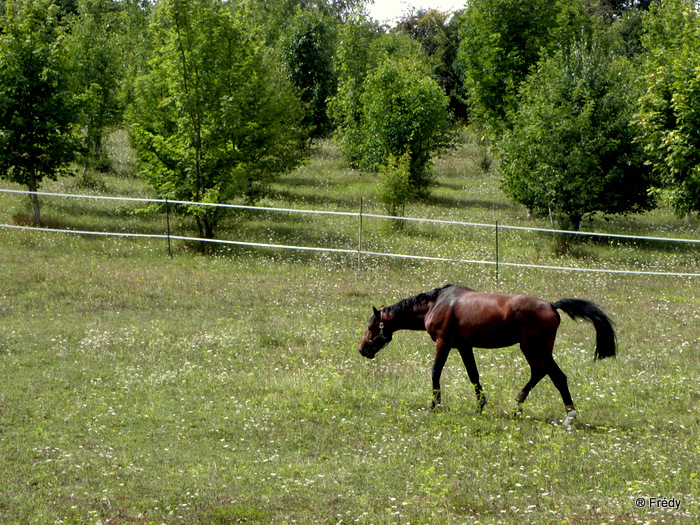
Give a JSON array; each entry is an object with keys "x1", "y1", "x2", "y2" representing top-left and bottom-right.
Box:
[
  {"x1": 2, "y1": 188, "x2": 698, "y2": 243},
  {"x1": 1, "y1": 188, "x2": 698, "y2": 277}
]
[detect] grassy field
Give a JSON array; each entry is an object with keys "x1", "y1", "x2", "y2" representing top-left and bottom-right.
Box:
[{"x1": 1, "y1": 136, "x2": 698, "y2": 524}]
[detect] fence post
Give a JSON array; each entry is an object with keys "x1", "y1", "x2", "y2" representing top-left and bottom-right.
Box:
[
  {"x1": 495, "y1": 220, "x2": 499, "y2": 284},
  {"x1": 358, "y1": 197, "x2": 363, "y2": 270},
  {"x1": 165, "y1": 198, "x2": 172, "y2": 258}
]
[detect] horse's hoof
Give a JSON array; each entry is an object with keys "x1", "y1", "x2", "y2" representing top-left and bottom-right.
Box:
[
  {"x1": 563, "y1": 409, "x2": 577, "y2": 428},
  {"x1": 512, "y1": 405, "x2": 523, "y2": 418}
]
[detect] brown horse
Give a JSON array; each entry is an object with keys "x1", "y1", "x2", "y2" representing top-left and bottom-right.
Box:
[{"x1": 359, "y1": 284, "x2": 616, "y2": 426}]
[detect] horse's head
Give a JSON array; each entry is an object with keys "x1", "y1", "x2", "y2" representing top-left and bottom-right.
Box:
[{"x1": 359, "y1": 306, "x2": 392, "y2": 359}]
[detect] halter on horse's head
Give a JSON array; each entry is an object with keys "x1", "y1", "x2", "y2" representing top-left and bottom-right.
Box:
[{"x1": 359, "y1": 307, "x2": 393, "y2": 359}]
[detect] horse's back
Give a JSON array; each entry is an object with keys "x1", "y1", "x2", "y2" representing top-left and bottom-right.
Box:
[{"x1": 426, "y1": 287, "x2": 558, "y2": 349}]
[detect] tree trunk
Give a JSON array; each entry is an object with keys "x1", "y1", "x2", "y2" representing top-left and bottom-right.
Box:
[
  {"x1": 31, "y1": 194, "x2": 41, "y2": 226},
  {"x1": 204, "y1": 219, "x2": 214, "y2": 240},
  {"x1": 562, "y1": 212, "x2": 582, "y2": 232},
  {"x1": 196, "y1": 216, "x2": 205, "y2": 239},
  {"x1": 28, "y1": 169, "x2": 42, "y2": 226}
]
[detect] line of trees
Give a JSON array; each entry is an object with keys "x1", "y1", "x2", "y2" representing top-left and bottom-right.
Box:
[{"x1": 1, "y1": 0, "x2": 699, "y2": 233}]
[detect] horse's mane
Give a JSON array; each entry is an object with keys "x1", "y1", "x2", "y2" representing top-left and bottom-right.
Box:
[{"x1": 387, "y1": 284, "x2": 453, "y2": 317}]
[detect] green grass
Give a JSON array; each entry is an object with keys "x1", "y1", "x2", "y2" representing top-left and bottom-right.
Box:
[{"x1": 0, "y1": 135, "x2": 698, "y2": 524}]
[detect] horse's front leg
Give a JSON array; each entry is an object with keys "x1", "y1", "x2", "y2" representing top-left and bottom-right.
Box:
[{"x1": 431, "y1": 342, "x2": 451, "y2": 409}]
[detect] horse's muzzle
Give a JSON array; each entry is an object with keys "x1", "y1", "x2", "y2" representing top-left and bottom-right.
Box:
[
  {"x1": 359, "y1": 341, "x2": 377, "y2": 359},
  {"x1": 359, "y1": 333, "x2": 391, "y2": 359},
  {"x1": 360, "y1": 347, "x2": 377, "y2": 359}
]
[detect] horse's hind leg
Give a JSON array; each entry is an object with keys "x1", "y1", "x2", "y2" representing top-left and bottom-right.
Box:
[
  {"x1": 542, "y1": 356, "x2": 577, "y2": 427},
  {"x1": 457, "y1": 346, "x2": 486, "y2": 413},
  {"x1": 515, "y1": 361, "x2": 546, "y2": 415}
]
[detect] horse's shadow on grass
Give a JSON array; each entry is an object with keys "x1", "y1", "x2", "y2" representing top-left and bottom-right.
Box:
[{"x1": 404, "y1": 401, "x2": 632, "y2": 434}]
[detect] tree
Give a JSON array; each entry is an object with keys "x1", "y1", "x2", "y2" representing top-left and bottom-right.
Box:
[
  {"x1": 358, "y1": 56, "x2": 454, "y2": 196},
  {"x1": 118, "y1": 0, "x2": 154, "y2": 104},
  {"x1": 635, "y1": 0, "x2": 700, "y2": 219},
  {"x1": 328, "y1": 12, "x2": 383, "y2": 142},
  {"x1": 282, "y1": 9, "x2": 339, "y2": 137},
  {"x1": 332, "y1": 26, "x2": 454, "y2": 200},
  {"x1": 458, "y1": 0, "x2": 559, "y2": 133},
  {"x1": 247, "y1": 0, "x2": 367, "y2": 44},
  {"x1": 500, "y1": 37, "x2": 656, "y2": 230},
  {"x1": 66, "y1": 0, "x2": 125, "y2": 173},
  {"x1": 0, "y1": 0, "x2": 79, "y2": 225},
  {"x1": 394, "y1": 8, "x2": 468, "y2": 120},
  {"x1": 458, "y1": 0, "x2": 597, "y2": 135},
  {"x1": 128, "y1": 0, "x2": 306, "y2": 240}
]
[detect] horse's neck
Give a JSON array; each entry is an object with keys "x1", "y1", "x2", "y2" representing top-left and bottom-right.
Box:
[{"x1": 386, "y1": 304, "x2": 428, "y2": 332}]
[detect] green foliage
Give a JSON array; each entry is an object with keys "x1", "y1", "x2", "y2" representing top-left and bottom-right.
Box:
[
  {"x1": 394, "y1": 8, "x2": 468, "y2": 120},
  {"x1": 246, "y1": 0, "x2": 366, "y2": 44},
  {"x1": 127, "y1": 0, "x2": 306, "y2": 239},
  {"x1": 118, "y1": 0, "x2": 153, "y2": 91},
  {"x1": 378, "y1": 150, "x2": 413, "y2": 218},
  {"x1": 332, "y1": 26, "x2": 454, "y2": 199},
  {"x1": 357, "y1": 56, "x2": 454, "y2": 195},
  {"x1": 459, "y1": 0, "x2": 561, "y2": 134},
  {"x1": 0, "y1": 0, "x2": 79, "y2": 225},
  {"x1": 500, "y1": 36, "x2": 655, "y2": 230},
  {"x1": 459, "y1": 0, "x2": 600, "y2": 135},
  {"x1": 609, "y1": 6, "x2": 647, "y2": 60},
  {"x1": 65, "y1": 0, "x2": 126, "y2": 172},
  {"x1": 282, "y1": 8, "x2": 339, "y2": 137},
  {"x1": 328, "y1": 13, "x2": 384, "y2": 142},
  {"x1": 330, "y1": 20, "x2": 431, "y2": 159},
  {"x1": 635, "y1": 0, "x2": 700, "y2": 217}
]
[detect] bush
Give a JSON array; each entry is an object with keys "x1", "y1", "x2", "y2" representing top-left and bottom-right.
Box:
[{"x1": 378, "y1": 151, "x2": 413, "y2": 219}]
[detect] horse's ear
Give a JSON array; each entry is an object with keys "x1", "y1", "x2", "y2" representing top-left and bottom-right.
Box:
[{"x1": 372, "y1": 306, "x2": 380, "y2": 317}]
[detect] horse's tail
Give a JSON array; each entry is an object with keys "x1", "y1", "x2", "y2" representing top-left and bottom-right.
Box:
[{"x1": 551, "y1": 298, "x2": 617, "y2": 360}]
